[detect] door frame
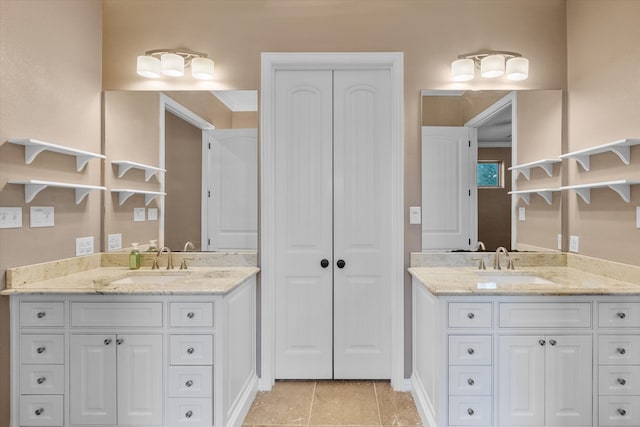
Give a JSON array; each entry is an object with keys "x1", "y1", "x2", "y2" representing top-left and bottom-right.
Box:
[{"x1": 260, "y1": 52, "x2": 405, "y2": 390}]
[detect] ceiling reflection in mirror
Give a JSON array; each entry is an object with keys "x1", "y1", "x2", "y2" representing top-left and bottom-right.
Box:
[{"x1": 103, "y1": 90, "x2": 258, "y2": 253}]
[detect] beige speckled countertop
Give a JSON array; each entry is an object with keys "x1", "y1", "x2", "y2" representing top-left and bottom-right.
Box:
[{"x1": 0, "y1": 266, "x2": 260, "y2": 296}]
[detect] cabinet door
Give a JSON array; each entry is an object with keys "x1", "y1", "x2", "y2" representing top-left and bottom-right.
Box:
[
  {"x1": 545, "y1": 335, "x2": 592, "y2": 426},
  {"x1": 70, "y1": 334, "x2": 117, "y2": 425},
  {"x1": 498, "y1": 336, "x2": 545, "y2": 426},
  {"x1": 117, "y1": 334, "x2": 163, "y2": 425}
]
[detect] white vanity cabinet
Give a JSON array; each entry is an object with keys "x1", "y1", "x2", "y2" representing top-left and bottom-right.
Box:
[{"x1": 10, "y1": 275, "x2": 257, "y2": 427}]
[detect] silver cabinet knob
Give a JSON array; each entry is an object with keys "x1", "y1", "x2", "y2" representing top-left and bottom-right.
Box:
[
  {"x1": 36, "y1": 377, "x2": 46, "y2": 384},
  {"x1": 116, "y1": 338, "x2": 124, "y2": 345},
  {"x1": 467, "y1": 408, "x2": 475, "y2": 416},
  {"x1": 467, "y1": 348, "x2": 475, "y2": 355},
  {"x1": 539, "y1": 339, "x2": 546, "y2": 346},
  {"x1": 618, "y1": 408, "x2": 627, "y2": 416},
  {"x1": 467, "y1": 378, "x2": 475, "y2": 386},
  {"x1": 36, "y1": 347, "x2": 46, "y2": 354},
  {"x1": 618, "y1": 378, "x2": 627, "y2": 385},
  {"x1": 187, "y1": 312, "x2": 195, "y2": 319},
  {"x1": 549, "y1": 339, "x2": 557, "y2": 346},
  {"x1": 35, "y1": 408, "x2": 44, "y2": 416},
  {"x1": 617, "y1": 312, "x2": 627, "y2": 319},
  {"x1": 617, "y1": 347, "x2": 627, "y2": 355},
  {"x1": 185, "y1": 410, "x2": 193, "y2": 418},
  {"x1": 104, "y1": 339, "x2": 112, "y2": 345},
  {"x1": 186, "y1": 380, "x2": 193, "y2": 387},
  {"x1": 467, "y1": 312, "x2": 475, "y2": 319},
  {"x1": 187, "y1": 347, "x2": 195, "y2": 354},
  {"x1": 37, "y1": 312, "x2": 46, "y2": 318}
]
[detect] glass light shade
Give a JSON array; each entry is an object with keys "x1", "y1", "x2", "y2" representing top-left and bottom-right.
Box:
[
  {"x1": 481, "y1": 54, "x2": 505, "y2": 78},
  {"x1": 191, "y1": 57, "x2": 215, "y2": 80},
  {"x1": 451, "y1": 58, "x2": 475, "y2": 82},
  {"x1": 506, "y1": 57, "x2": 529, "y2": 81},
  {"x1": 160, "y1": 53, "x2": 184, "y2": 77},
  {"x1": 136, "y1": 55, "x2": 161, "y2": 78}
]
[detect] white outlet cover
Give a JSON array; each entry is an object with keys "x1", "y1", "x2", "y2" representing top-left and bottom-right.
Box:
[
  {"x1": 76, "y1": 236, "x2": 94, "y2": 256},
  {"x1": 557, "y1": 234, "x2": 562, "y2": 250},
  {"x1": 133, "y1": 208, "x2": 146, "y2": 222},
  {"x1": 30, "y1": 206, "x2": 54, "y2": 228},
  {"x1": 569, "y1": 235, "x2": 579, "y2": 253},
  {"x1": 637, "y1": 206, "x2": 640, "y2": 229},
  {"x1": 108, "y1": 233, "x2": 122, "y2": 251},
  {"x1": 518, "y1": 207, "x2": 526, "y2": 221},
  {"x1": 148, "y1": 208, "x2": 158, "y2": 221},
  {"x1": 0, "y1": 207, "x2": 22, "y2": 229},
  {"x1": 409, "y1": 206, "x2": 421, "y2": 225}
]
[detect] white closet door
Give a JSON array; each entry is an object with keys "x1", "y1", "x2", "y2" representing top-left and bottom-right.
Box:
[
  {"x1": 333, "y1": 69, "x2": 392, "y2": 379},
  {"x1": 274, "y1": 70, "x2": 334, "y2": 379}
]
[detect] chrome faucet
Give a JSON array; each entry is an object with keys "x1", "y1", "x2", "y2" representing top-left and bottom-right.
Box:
[
  {"x1": 152, "y1": 246, "x2": 174, "y2": 270},
  {"x1": 183, "y1": 241, "x2": 195, "y2": 252},
  {"x1": 494, "y1": 246, "x2": 510, "y2": 270},
  {"x1": 474, "y1": 241, "x2": 486, "y2": 251}
]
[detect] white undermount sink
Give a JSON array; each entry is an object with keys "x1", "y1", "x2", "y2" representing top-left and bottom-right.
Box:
[
  {"x1": 108, "y1": 272, "x2": 189, "y2": 285},
  {"x1": 476, "y1": 272, "x2": 555, "y2": 285}
]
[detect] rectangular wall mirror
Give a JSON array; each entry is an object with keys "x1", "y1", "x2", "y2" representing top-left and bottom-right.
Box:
[{"x1": 103, "y1": 90, "x2": 258, "y2": 252}]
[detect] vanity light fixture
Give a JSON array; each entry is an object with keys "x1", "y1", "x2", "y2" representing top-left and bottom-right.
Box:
[
  {"x1": 136, "y1": 48, "x2": 215, "y2": 80},
  {"x1": 451, "y1": 50, "x2": 529, "y2": 81}
]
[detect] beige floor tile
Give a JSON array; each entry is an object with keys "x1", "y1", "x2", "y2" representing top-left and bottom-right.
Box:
[
  {"x1": 242, "y1": 381, "x2": 315, "y2": 425},
  {"x1": 309, "y1": 381, "x2": 381, "y2": 426},
  {"x1": 374, "y1": 382, "x2": 422, "y2": 426}
]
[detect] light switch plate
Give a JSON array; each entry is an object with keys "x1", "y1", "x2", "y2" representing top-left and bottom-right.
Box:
[
  {"x1": 30, "y1": 206, "x2": 54, "y2": 228},
  {"x1": 148, "y1": 208, "x2": 158, "y2": 221},
  {"x1": 0, "y1": 207, "x2": 22, "y2": 229},
  {"x1": 569, "y1": 235, "x2": 579, "y2": 253},
  {"x1": 518, "y1": 207, "x2": 526, "y2": 221},
  {"x1": 557, "y1": 234, "x2": 562, "y2": 250},
  {"x1": 133, "y1": 208, "x2": 146, "y2": 222},
  {"x1": 409, "y1": 206, "x2": 421, "y2": 225},
  {"x1": 108, "y1": 233, "x2": 122, "y2": 251},
  {"x1": 76, "y1": 236, "x2": 94, "y2": 256},
  {"x1": 636, "y1": 206, "x2": 640, "y2": 229}
]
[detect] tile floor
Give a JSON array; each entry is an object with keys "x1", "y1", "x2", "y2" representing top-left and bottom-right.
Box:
[{"x1": 242, "y1": 380, "x2": 423, "y2": 427}]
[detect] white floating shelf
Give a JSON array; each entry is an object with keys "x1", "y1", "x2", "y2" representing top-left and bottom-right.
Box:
[
  {"x1": 560, "y1": 180, "x2": 640, "y2": 204},
  {"x1": 111, "y1": 189, "x2": 166, "y2": 206},
  {"x1": 559, "y1": 138, "x2": 640, "y2": 171},
  {"x1": 9, "y1": 179, "x2": 106, "y2": 204},
  {"x1": 509, "y1": 188, "x2": 561, "y2": 205},
  {"x1": 111, "y1": 160, "x2": 165, "y2": 181},
  {"x1": 7, "y1": 138, "x2": 105, "y2": 172},
  {"x1": 509, "y1": 159, "x2": 561, "y2": 180}
]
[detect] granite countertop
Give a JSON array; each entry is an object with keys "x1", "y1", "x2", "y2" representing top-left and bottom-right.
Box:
[
  {"x1": 0, "y1": 266, "x2": 260, "y2": 296},
  {"x1": 408, "y1": 266, "x2": 640, "y2": 296}
]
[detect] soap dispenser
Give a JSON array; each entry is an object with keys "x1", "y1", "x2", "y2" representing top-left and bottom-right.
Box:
[{"x1": 129, "y1": 243, "x2": 141, "y2": 270}]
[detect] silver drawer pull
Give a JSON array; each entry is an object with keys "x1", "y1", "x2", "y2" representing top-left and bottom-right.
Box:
[
  {"x1": 618, "y1": 408, "x2": 627, "y2": 416},
  {"x1": 467, "y1": 378, "x2": 475, "y2": 386},
  {"x1": 549, "y1": 339, "x2": 557, "y2": 346},
  {"x1": 186, "y1": 380, "x2": 194, "y2": 387},
  {"x1": 618, "y1": 378, "x2": 627, "y2": 385},
  {"x1": 36, "y1": 377, "x2": 46, "y2": 385},
  {"x1": 185, "y1": 410, "x2": 193, "y2": 418},
  {"x1": 187, "y1": 347, "x2": 195, "y2": 355},
  {"x1": 617, "y1": 347, "x2": 627, "y2": 355},
  {"x1": 37, "y1": 312, "x2": 46, "y2": 319},
  {"x1": 35, "y1": 408, "x2": 44, "y2": 416},
  {"x1": 539, "y1": 339, "x2": 546, "y2": 346},
  {"x1": 617, "y1": 312, "x2": 627, "y2": 319},
  {"x1": 117, "y1": 338, "x2": 124, "y2": 345},
  {"x1": 467, "y1": 312, "x2": 475, "y2": 319},
  {"x1": 187, "y1": 312, "x2": 195, "y2": 319},
  {"x1": 467, "y1": 348, "x2": 475, "y2": 355},
  {"x1": 104, "y1": 339, "x2": 112, "y2": 345},
  {"x1": 36, "y1": 347, "x2": 46, "y2": 354},
  {"x1": 467, "y1": 408, "x2": 475, "y2": 416}
]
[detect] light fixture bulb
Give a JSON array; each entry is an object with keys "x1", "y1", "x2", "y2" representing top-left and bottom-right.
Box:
[
  {"x1": 161, "y1": 53, "x2": 184, "y2": 77},
  {"x1": 506, "y1": 57, "x2": 529, "y2": 81},
  {"x1": 451, "y1": 58, "x2": 475, "y2": 82},
  {"x1": 481, "y1": 54, "x2": 505, "y2": 78},
  {"x1": 136, "y1": 55, "x2": 161, "y2": 78},
  {"x1": 191, "y1": 57, "x2": 215, "y2": 80}
]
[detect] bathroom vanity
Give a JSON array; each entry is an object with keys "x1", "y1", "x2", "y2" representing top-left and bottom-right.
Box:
[
  {"x1": 410, "y1": 253, "x2": 640, "y2": 427},
  {"x1": 2, "y1": 260, "x2": 259, "y2": 427}
]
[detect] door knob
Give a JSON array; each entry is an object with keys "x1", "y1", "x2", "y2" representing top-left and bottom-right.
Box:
[
  {"x1": 320, "y1": 259, "x2": 329, "y2": 268},
  {"x1": 337, "y1": 259, "x2": 346, "y2": 269}
]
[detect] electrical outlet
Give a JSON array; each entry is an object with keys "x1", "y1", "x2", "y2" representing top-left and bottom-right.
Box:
[
  {"x1": 409, "y1": 207, "x2": 421, "y2": 225},
  {"x1": 0, "y1": 207, "x2": 22, "y2": 228},
  {"x1": 637, "y1": 207, "x2": 640, "y2": 229},
  {"x1": 518, "y1": 207, "x2": 526, "y2": 221},
  {"x1": 569, "y1": 235, "x2": 580, "y2": 253},
  {"x1": 148, "y1": 208, "x2": 158, "y2": 221},
  {"x1": 108, "y1": 233, "x2": 122, "y2": 251},
  {"x1": 133, "y1": 208, "x2": 146, "y2": 222},
  {"x1": 557, "y1": 234, "x2": 562, "y2": 250},
  {"x1": 30, "y1": 206, "x2": 54, "y2": 228},
  {"x1": 76, "y1": 236, "x2": 94, "y2": 256}
]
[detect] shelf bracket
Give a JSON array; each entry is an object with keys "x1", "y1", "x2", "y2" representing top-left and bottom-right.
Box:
[
  {"x1": 24, "y1": 145, "x2": 47, "y2": 166},
  {"x1": 517, "y1": 169, "x2": 531, "y2": 181},
  {"x1": 538, "y1": 190, "x2": 554, "y2": 205},
  {"x1": 22, "y1": 182, "x2": 48, "y2": 204},
  {"x1": 74, "y1": 187, "x2": 94, "y2": 204},
  {"x1": 539, "y1": 163, "x2": 555, "y2": 177},
  {"x1": 116, "y1": 163, "x2": 135, "y2": 179},
  {"x1": 610, "y1": 145, "x2": 632, "y2": 166},
  {"x1": 608, "y1": 182, "x2": 631, "y2": 203},
  {"x1": 117, "y1": 191, "x2": 135, "y2": 206},
  {"x1": 573, "y1": 155, "x2": 591, "y2": 171},
  {"x1": 573, "y1": 188, "x2": 591, "y2": 204},
  {"x1": 144, "y1": 193, "x2": 162, "y2": 206},
  {"x1": 514, "y1": 193, "x2": 530, "y2": 205}
]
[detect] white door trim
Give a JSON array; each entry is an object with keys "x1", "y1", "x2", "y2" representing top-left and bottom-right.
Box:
[{"x1": 260, "y1": 52, "x2": 404, "y2": 390}]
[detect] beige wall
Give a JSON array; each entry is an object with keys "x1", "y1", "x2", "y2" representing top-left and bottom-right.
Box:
[
  {"x1": 566, "y1": 0, "x2": 640, "y2": 266},
  {"x1": 0, "y1": 0, "x2": 102, "y2": 423}
]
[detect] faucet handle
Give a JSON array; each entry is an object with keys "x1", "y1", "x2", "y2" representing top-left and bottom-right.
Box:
[
  {"x1": 151, "y1": 258, "x2": 160, "y2": 270},
  {"x1": 472, "y1": 257, "x2": 486, "y2": 270},
  {"x1": 507, "y1": 258, "x2": 518, "y2": 270},
  {"x1": 179, "y1": 258, "x2": 194, "y2": 270}
]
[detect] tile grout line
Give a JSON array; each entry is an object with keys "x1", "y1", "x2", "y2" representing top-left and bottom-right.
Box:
[
  {"x1": 306, "y1": 381, "x2": 317, "y2": 426},
  {"x1": 373, "y1": 382, "x2": 383, "y2": 426}
]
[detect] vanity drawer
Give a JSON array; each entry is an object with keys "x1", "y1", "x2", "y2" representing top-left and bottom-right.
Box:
[
  {"x1": 170, "y1": 335, "x2": 213, "y2": 365},
  {"x1": 599, "y1": 366, "x2": 640, "y2": 395},
  {"x1": 168, "y1": 366, "x2": 212, "y2": 398},
  {"x1": 19, "y1": 395, "x2": 63, "y2": 426},
  {"x1": 499, "y1": 302, "x2": 591, "y2": 328},
  {"x1": 167, "y1": 398, "x2": 212, "y2": 427},
  {"x1": 448, "y1": 335, "x2": 492, "y2": 366},
  {"x1": 71, "y1": 302, "x2": 162, "y2": 327},
  {"x1": 448, "y1": 303, "x2": 492, "y2": 328},
  {"x1": 598, "y1": 396, "x2": 640, "y2": 426},
  {"x1": 20, "y1": 335, "x2": 64, "y2": 365},
  {"x1": 599, "y1": 335, "x2": 640, "y2": 365},
  {"x1": 448, "y1": 366, "x2": 492, "y2": 396},
  {"x1": 170, "y1": 302, "x2": 214, "y2": 328},
  {"x1": 448, "y1": 395, "x2": 492, "y2": 426},
  {"x1": 20, "y1": 303, "x2": 65, "y2": 327},
  {"x1": 20, "y1": 365, "x2": 64, "y2": 395},
  {"x1": 599, "y1": 303, "x2": 640, "y2": 328}
]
